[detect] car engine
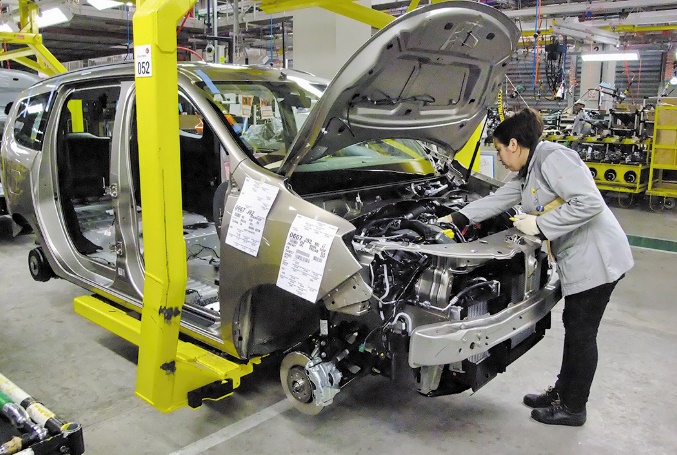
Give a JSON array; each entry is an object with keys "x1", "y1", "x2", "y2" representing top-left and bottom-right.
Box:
[{"x1": 281, "y1": 174, "x2": 554, "y2": 414}]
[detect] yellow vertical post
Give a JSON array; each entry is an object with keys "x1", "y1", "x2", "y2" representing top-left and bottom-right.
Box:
[
  {"x1": 132, "y1": 0, "x2": 196, "y2": 412},
  {"x1": 18, "y1": 0, "x2": 39, "y2": 34},
  {"x1": 67, "y1": 101, "x2": 84, "y2": 132},
  {"x1": 454, "y1": 121, "x2": 485, "y2": 172}
]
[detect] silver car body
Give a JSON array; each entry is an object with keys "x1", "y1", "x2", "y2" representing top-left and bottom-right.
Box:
[
  {"x1": 1, "y1": 2, "x2": 560, "y2": 412},
  {"x1": 0, "y1": 69, "x2": 42, "y2": 130},
  {"x1": 0, "y1": 69, "x2": 42, "y2": 216}
]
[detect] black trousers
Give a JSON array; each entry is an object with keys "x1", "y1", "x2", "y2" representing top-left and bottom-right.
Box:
[{"x1": 554, "y1": 279, "x2": 620, "y2": 412}]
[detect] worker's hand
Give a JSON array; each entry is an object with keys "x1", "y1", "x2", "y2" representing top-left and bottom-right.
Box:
[
  {"x1": 437, "y1": 211, "x2": 469, "y2": 229},
  {"x1": 513, "y1": 214, "x2": 540, "y2": 236}
]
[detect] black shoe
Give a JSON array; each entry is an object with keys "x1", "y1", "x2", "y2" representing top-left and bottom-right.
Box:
[
  {"x1": 531, "y1": 402, "x2": 587, "y2": 427},
  {"x1": 523, "y1": 386, "x2": 559, "y2": 408}
]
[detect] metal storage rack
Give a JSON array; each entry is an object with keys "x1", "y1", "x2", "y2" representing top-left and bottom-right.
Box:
[
  {"x1": 544, "y1": 130, "x2": 651, "y2": 195},
  {"x1": 583, "y1": 135, "x2": 650, "y2": 194},
  {"x1": 647, "y1": 104, "x2": 677, "y2": 207}
]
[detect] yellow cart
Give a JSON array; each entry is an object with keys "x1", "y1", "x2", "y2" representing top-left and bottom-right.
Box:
[{"x1": 647, "y1": 105, "x2": 677, "y2": 209}]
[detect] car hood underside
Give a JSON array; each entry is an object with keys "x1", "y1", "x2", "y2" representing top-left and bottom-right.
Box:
[{"x1": 279, "y1": 1, "x2": 520, "y2": 175}]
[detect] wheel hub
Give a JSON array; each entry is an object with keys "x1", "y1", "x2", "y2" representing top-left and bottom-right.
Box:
[
  {"x1": 280, "y1": 352, "x2": 323, "y2": 415},
  {"x1": 287, "y1": 366, "x2": 312, "y2": 404},
  {"x1": 29, "y1": 257, "x2": 39, "y2": 275}
]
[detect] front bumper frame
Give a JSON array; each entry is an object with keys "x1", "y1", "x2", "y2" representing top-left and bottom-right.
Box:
[{"x1": 409, "y1": 281, "x2": 562, "y2": 367}]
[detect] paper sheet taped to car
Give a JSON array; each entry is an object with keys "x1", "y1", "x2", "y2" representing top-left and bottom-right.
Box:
[
  {"x1": 277, "y1": 214, "x2": 338, "y2": 302},
  {"x1": 225, "y1": 176, "x2": 279, "y2": 256}
]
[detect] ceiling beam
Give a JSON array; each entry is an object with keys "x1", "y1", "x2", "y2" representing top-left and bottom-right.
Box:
[{"x1": 503, "y1": 0, "x2": 677, "y2": 19}]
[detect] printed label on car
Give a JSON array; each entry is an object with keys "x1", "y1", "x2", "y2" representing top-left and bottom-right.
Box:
[
  {"x1": 277, "y1": 214, "x2": 338, "y2": 302},
  {"x1": 225, "y1": 176, "x2": 279, "y2": 256}
]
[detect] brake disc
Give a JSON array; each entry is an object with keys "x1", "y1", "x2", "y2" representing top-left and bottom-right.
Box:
[{"x1": 279, "y1": 351, "x2": 323, "y2": 415}]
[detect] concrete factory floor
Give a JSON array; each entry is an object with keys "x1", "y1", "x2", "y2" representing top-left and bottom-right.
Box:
[{"x1": 1, "y1": 203, "x2": 676, "y2": 454}]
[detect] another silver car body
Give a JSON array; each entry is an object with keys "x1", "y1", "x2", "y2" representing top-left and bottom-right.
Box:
[
  {"x1": 1, "y1": 2, "x2": 560, "y2": 413},
  {"x1": 0, "y1": 69, "x2": 42, "y2": 130},
  {"x1": 0, "y1": 69, "x2": 41, "y2": 216}
]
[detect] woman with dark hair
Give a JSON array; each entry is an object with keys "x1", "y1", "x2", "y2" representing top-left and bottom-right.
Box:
[{"x1": 439, "y1": 108, "x2": 633, "y2": 426}]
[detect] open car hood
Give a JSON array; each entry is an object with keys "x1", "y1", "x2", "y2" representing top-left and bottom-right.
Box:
[{"x1": 279, "y1": 1, "x2": 519, "y2": 175}]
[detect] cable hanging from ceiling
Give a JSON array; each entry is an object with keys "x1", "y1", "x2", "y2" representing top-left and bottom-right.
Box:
[
  {"x1": 544, "y1": 35, "x2": 567, "y2": 98},
  {"x1": 532, "y1": 0, "x2": 541, "y2": 88}
]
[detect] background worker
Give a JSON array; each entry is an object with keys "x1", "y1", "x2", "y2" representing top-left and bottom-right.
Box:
[
  {"x1": 571, "y1": 101, "x2": 593, "y2": 136},
  {"x1": 439, "y1": 108, "x2": 633, "y2": 426}
]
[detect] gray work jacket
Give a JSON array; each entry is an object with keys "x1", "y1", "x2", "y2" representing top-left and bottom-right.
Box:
[
  {"x1": 460, "y1": 141, "x2": 633, "y2": 296},
  {"x1": 572, "y1": 109, "x2": 592, "y2": 136}
]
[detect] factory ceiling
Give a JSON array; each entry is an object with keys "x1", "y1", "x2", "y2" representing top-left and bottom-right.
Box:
[{"x1": 0, "y1": 1, "x2": 677, "y2": 65}]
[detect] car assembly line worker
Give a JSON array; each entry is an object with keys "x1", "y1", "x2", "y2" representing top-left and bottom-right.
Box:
[
  {"x1": 438, "y1": 108, "x2": 633, "y2": 426},
  {"x1": 571, "y1": 101, "x2": 592, "y2": 136}
]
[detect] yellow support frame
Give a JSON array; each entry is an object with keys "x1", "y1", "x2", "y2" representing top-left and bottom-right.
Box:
[
  {"x1": 66, "y1": 0, "x2": 258, "y2": 413},
  {"x1": 132, "y1": 0, "x2": 199, "y2": 412},
  {"x1": 115, "y1": 0, "x2": 259, "y2": 412},
  {"x1": 0, "y1": 0, "x2": 66, "y2": 76},
  {"x1": 74, "y1": 296, "x2": 259, "y2": 410}
]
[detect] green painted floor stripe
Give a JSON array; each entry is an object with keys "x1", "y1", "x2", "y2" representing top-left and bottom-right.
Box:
[{"x1": 627, "y1": 235, "x2": 677, "y2": 253}]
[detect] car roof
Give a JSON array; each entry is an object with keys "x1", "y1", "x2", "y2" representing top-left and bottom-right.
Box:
[{"x1": 22, "y1": 61, "x2": 299, "y2": 97}]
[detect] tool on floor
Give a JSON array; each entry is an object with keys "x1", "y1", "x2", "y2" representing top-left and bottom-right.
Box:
[
  {"x1": 0, "y1": 374, "x2": 65, "y2": 436},
  {"x1": 0, "y1": 392, "x2": 48, "y2": 448},
  {"x1": 0, "y1": 374, "x2": 84, "y2": 455}
]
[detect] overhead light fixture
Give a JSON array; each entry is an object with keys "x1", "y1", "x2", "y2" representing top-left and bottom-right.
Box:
[
  {"x1": 552, "y1": 20, "x2": 620, "y2": 46},
  {"x1": 87, "y1": 0, "x2": 124, "y2": 11},
  {"x1": 581, "y1": 52, "x2": 639, "y2": 62},
  {"x1": 36, "y1": 6, "x2": 73, "y2": 28},
  {"x1": 582, "y1": 11, "x2": 677, "y2": 28}
]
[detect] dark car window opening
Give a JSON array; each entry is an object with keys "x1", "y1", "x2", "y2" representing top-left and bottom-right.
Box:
[
  {"x1": 55, "y1": 84, "x2": 120, "y2": 259},
  {"x1": 129, "y1": 92, "x2": 224, "y2": 218},
  {"x1": 197, "y1": 80, "x2": 319, "y2": 169},
  {"x1": 13, "y1": 93, "x2": 52, "y2": 151},
  {"x1": 194, "y1": 80, "x2": 440, "y2": 189},
  {"x1": 297, "y1": 138, "x2": 435, "y2": 171},
  {"x1": 129, "y1": 93, "x2": 223, "y2": 312},
  {"x1": 288, "y1": 138, "x2": 437, "y2": 195}
]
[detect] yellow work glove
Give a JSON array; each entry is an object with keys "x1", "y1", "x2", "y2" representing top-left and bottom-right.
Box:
[{"x1": 513, "y1": 214, "x2": 540, "y2": 236}]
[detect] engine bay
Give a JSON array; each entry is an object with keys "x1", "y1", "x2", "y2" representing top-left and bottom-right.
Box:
[{"x1": 279, "y1": 173, "x2": 555, "y2": 413}]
